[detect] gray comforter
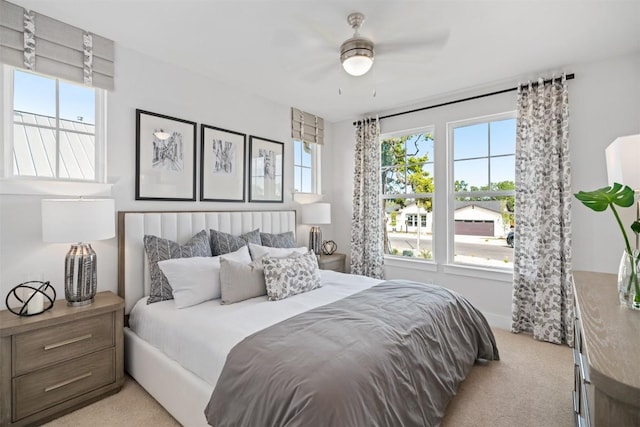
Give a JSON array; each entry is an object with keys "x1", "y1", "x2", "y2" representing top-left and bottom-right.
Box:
[{"x1": 205, "y1": 280, "x2": 499, "y2": 427}]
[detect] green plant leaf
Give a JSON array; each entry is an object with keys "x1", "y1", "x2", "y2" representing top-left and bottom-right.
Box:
[
  {"x1": 574, "y1": 183, "x2": 635, "y2": 212},
  {"x1": 632, "y1": 220, "x2": 640, "y2": 235}
]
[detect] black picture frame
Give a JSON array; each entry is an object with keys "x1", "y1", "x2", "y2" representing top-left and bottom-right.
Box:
[
  {"x1": 200, "y1": 124, "x2": 246, "y2": 202},
  {"x1": 248, "y1": 135, "x2": 284, "y2": 203},
  {"x1": 135, "y1": 109, "x2": 197, "y2": 201}
]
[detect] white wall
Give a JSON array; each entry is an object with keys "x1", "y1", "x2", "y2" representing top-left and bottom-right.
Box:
[
  {"x1": 0, "y1": 45, "x2": 336, "y2": 301},
  {"x1": 331, "y1": 52, "x2": 640, "y2": 327}
]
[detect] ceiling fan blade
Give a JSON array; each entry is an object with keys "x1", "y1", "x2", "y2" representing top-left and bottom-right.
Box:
[{"x1": 375, "y1": 29, "x2": 450, "y2": 55}]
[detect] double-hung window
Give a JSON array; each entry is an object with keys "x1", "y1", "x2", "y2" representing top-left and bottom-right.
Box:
[
  {"x1": 449, "y1": 113, "x2": 516, "y2": 269},
  {"x1": 381, "y1": 127, "x2": 435, "y2": 260},
  {"x1": 293, "y1": 140, "x2": 321, "y2": 194},
  {"x1": 5, "y1": 68, "x2": 105, "y2": 182}
]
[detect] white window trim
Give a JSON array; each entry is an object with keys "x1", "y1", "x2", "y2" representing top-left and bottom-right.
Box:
[
  {"x1": 0, "y1": 65, "x2": 111, "y2": 196},
  {"x1": 293, "y1": 140, "x2": 322, "y2": 198},
  {"x1": 446, "y1": 110, "x2": 516, "y2": 269}
]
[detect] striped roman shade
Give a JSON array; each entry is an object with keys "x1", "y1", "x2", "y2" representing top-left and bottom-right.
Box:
[
  {"x1": 0, "y1": 0, "x2": 114, "y2": 90},
  {"x1": 291, "y1": 108, "x2": 324, "y2": 146}
]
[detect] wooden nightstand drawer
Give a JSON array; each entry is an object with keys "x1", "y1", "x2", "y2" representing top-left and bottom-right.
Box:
[
  {"x1": 318, "y1": 253, "x2": 346, "y2": 273},
  {"x1": 13, "y1": 347, "x2": 115, "y2": 421},
  {"x1": 13, "y1": 312, "x2": 114, "y2": 376}
]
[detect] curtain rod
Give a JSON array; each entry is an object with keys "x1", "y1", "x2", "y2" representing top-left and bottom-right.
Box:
[{"x1": 353, "y1": 73, "x2": 575, "y2": 126}]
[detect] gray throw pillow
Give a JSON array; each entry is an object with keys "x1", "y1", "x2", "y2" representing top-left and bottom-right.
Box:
[
  {"x1": 210, "y1": 228, "x2": 261, "y2": 256},
  {"x1": 263, "y1": 251, "x2": 321, "y2": 301},
  {"x1": 144, "y1": 230, "x2": 212, "y2": 304},
  {"x1": 260, "y1": 231, "x2": 295, "y2": 248},
  {"x1": 219, "y1": 258, "x2": 266, "y2": 304}
]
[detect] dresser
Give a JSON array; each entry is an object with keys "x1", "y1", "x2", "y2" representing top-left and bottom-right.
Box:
[
  {"x1": 0, "y1": 291, "x2": 124, "y2": 427},
  {"x1": 317, "y1": 253, "x2": 346, "y2": 273},
  {"x1": 573, "y1": 271, "x2": 640, "y2": 426}
]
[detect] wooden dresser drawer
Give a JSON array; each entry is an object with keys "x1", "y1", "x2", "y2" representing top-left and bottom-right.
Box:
[
  {"x1": 13, "y1": 312, "x2": 114, "y2": 376},
  {"x1": 13, "y1": 347, "x2": 115, "y2": 422}
]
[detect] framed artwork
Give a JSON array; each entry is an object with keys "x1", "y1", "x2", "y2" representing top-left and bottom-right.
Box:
[
  {"x1": 135, "y1": 109, "x2": 197, "y2": 201},
  {"x1": 248, "y1": 135, "x2": 284, "y2": 203},
  {"x1": 200, "y1": 124, "x2": 246, "y2": 202}
]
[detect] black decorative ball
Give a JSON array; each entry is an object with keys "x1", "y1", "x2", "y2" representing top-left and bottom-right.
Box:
[
  {"x1": 5, "y1": 281, "x2": 56, "y2": 316},
  {"x1": 321, "y1": 240, "x2": 337, "y2": 255}
]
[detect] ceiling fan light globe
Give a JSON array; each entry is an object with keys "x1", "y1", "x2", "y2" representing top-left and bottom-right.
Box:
[{"x1": 342, "y1": 55, "x2": 373, "y2": 76}]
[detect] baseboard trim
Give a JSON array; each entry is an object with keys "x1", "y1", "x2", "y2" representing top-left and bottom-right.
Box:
[{"x1": 483, "y1": 312, "x2": 511, "y2": 330}]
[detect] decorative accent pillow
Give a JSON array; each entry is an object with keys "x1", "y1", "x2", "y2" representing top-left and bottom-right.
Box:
[
  {"x1": 248, "y1": 243, "x2": 307, "y2": 261},
  {"x1": 260, "y1": 231, "x2": 295, "y2": 248},
  {"x1": 262, "y1": 251, "x2": 321, "y2": 301},
  {"x1": 210, "y1": 228, "x2": 261, "y2": 256},
  {"x1": 157, "y1": 246, "x2": 252, "y2": 309},
  {"x1": 144, "y1": 230, "x2": 212, "y2": 304},
  {"x1": 219, "y1": 258, "x2": 266, "y2": 305}
]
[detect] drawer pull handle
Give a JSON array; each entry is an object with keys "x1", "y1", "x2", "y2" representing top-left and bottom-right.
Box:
[
  {"x1": 44, "y1": 334, "x2": 92, "y2": 351},
  {"x1": 44, "y1": 372, "x2": 92, "y2": 392}
]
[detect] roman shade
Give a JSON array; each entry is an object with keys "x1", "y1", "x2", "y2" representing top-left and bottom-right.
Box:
[
  {"x1": 0, "y1": 0, "x2": 114, "y2": 90},
  {"x1": 291, "y1": 108, "x2": 324, "y2": 146}
]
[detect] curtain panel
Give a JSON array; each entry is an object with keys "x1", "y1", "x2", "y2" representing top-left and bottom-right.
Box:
[
  {"x1": 350, "y1": 117, "x2": 384, "y2": 279},
  {"x1": 511, "y1": 75, "x2": 574, "y2": 346},
  {"x1": 0, "y1": 0, "x2": 114, "y2": 89}
]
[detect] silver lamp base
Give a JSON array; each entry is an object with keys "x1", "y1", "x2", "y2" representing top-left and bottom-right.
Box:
[
  {"x1": 65, "y1": 243, "x2": 97, "y2": 306},
  {"x1": 308, "y1": 226, "x2": 322, "y2": 255}
]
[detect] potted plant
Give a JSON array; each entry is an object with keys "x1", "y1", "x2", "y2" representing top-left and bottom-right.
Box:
[{"x1": 575, "y1": 183, "x2": 640, "y2": 309}]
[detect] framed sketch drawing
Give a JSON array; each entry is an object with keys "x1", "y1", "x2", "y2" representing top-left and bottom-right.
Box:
[
  {"x1": 135, "y1": 109, "x2": 197, "y2": 201},
  {"x1": 249, "y1": 136, "x2": 284, "y2": 203},
  {"x1": 200, "y1": 124, "x2": 246, "y2": 202}
]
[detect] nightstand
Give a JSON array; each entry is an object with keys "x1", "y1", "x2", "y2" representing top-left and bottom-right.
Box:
[
  {"x1": 317, "y1": 253, "x2": 346, "y2": 273},
  {"x1": 0, "y1": 291, "x2": 124, "y2": 427}
]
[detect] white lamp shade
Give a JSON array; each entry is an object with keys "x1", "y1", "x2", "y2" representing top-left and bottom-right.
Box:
[
  {"x1": 342, "y1": 56, "x2": 373, "y2": 76},
  {"x1": 42, "y1": 199, "x2": 115, "y2": 243},
  {"x1": 301, "y1": 203, "x2": 331, "y2": 225},
  {"x1": 606, "y1": 134, "x2": 640, "y2": 190}
]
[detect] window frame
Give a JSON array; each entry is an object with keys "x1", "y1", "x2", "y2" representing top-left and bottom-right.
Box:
[
  {"x1": 293, "y1": 139, "x2": 322, "y2": 195},
  {"x1": 380, "y1": 125, "x2": 436, "y2": 264},
  {"x1": 446, "y1": 111, "x2": 516, "y2": 270},
  {"x1": 1, "y1": 65, "x2": 110, "y2": 195}
]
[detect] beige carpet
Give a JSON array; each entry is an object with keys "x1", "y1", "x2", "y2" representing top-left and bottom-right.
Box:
[{"x1": 44, "y1": 328, "x2": 573, "y2": 427}]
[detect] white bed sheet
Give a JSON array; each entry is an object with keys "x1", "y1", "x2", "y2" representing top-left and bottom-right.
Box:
[{"x1": 128, "y1": 270, "x2": 382, "y2": 387}]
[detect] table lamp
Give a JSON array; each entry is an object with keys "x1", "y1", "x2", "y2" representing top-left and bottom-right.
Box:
[
  {"x1": 42, "y1": 198, "x2": 115, "y2": 306},
  {"x1": 606, "y1": 134, "x2": 640, "y2": 248},
  {"x1": 301, "y1": 203, "x2": 331, "y2": 255}
]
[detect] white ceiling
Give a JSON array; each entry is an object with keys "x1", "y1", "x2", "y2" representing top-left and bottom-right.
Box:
[{"x1": 12, "y1": 0, "x2": 640, "y2": 123}]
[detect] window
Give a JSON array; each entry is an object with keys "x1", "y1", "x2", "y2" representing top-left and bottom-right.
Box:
[
  {"x1": 381, "y1": 127, "x2": 435, "y2": 261},
  {"x1": 293, "y1": 140, "x2": 321, "y2": 194},
  {"x1": 4, "y1": 68, "x2": 106, "y2": 182},
  {"x1": 449, "y1": 113, "x2": 516, "y2": 269}
]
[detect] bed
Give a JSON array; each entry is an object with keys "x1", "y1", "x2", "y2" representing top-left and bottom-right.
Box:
[{"x1": 118, "y1": 210, "x2": 499, "y2": 427}]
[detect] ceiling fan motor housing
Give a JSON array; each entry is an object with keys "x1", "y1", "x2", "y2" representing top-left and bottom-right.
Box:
[{"x1": 340, "y1": 37, "x2": 375, "y2": 64}]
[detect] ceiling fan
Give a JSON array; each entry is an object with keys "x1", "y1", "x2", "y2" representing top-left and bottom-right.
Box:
[{"x1": 339, "y1": 12, "x2": 375, "y2": 77}]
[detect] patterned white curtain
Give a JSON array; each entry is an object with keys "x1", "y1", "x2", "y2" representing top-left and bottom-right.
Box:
[
  {"x1": 350, "y1": 117, "x2": 384, "y2": 279},
  {"x1": 511, "y1": 75, "x2": 574, "y2": 346}
]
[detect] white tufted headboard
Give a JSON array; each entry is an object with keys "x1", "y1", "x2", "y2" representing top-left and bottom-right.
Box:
[{"x1": 117, "y1": 210, "x2": 297, "y2": 314}]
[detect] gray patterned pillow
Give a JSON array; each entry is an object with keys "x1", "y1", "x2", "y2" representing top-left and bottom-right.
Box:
[
  {"x1": 210, "y1": 228, "x2": 261, "y2": 256},
  {"x1": 144, "y1": 230, "x2": 212, "y2": 304},
  {"x1": 260, "y1": 231, "x2": 295, "y2": 248},
  {"x1": 262, "y1": 251, "x2": 321, "y2": 301}
]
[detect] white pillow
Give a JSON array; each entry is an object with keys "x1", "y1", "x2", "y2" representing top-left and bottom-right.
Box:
[
  {"x1": 248, "y1": 243, "x2": 307, "y2": 261},
  {"x1": 158, "y1": 246, "x2": 251, "y2": 309}
]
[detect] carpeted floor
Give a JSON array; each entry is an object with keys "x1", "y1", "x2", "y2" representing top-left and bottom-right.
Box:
[{"x1": 44, "y1": 328, "x2": 573, "y2": 427}]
